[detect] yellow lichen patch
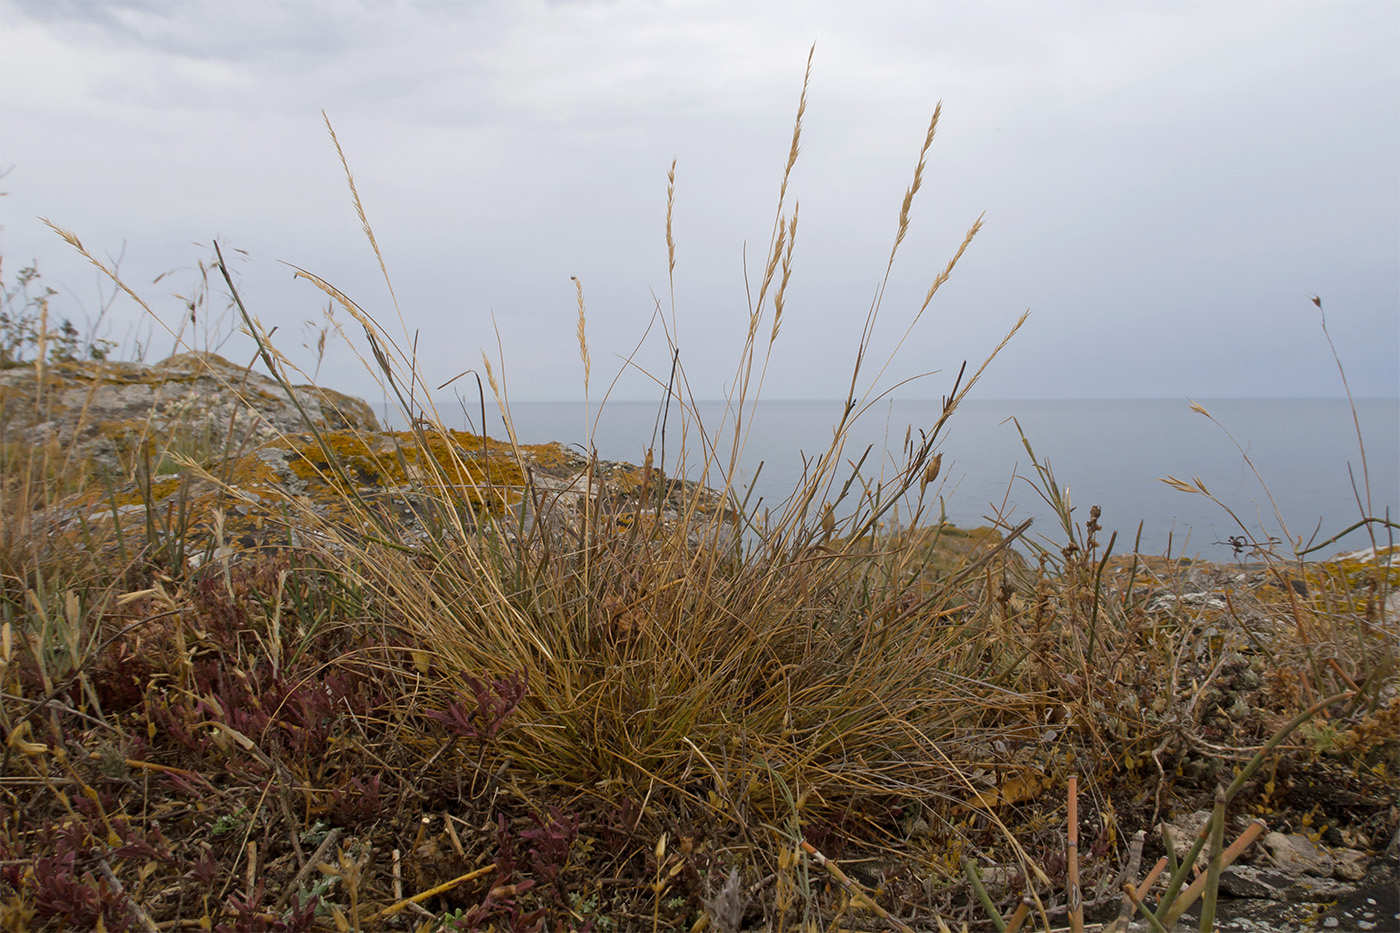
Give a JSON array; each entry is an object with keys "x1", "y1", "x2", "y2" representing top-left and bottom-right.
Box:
[
  {"x1": 601, "y1": 463, "x2": 647, "y2": 496},
  {"x1": 104, "y1": 476, "x2": 186, "y2": 509},
  {"x1": 438, "y1": 429, "x2": 574, "y2": 471},
  {"x1": 277, "y1": 429, "x2": 530, "y2": 513},
  {"x1": 212, "y1": 448, "x2": 293, "y2": 499},
  {"x1": 525, "y1": 439, "x2": 572, "y2": 470},
  {"x1": 279, "y1": 431, "x2": 391, "y2": 486},
  {"x1": 1304, "y1": 555, "x2": 1400, "y2": 617},
  {"x1": 442, "y1": 429, "x2": 516, "y2": 456}
]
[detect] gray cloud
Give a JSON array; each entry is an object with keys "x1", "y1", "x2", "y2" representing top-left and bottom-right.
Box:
[{"x1": 1, "y1": 0, "x2": 1395, "y2": 406}]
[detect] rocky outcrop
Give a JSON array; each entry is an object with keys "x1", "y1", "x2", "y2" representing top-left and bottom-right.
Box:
[
  {"x1": 1129, "y1": 812, "x2": 1399, "y2": 932},
  {"x1": 3, "y1": 351, "x2": 737, "y2": 563},
  {"x1": 0, "y1": 351, "x2": 378, "y2": 476}
]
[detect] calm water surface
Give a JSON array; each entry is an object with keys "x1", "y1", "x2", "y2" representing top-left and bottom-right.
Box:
[{"x1": 377, "y1": 398, "x2": 1399, "y2": 560}]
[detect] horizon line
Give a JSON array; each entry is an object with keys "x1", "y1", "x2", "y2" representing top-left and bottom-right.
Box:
[{"x1": 370, "y1": 394, "x2": 1399, "y2": 406}]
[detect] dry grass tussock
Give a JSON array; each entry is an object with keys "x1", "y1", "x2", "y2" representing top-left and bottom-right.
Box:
[{"x1": 2, "y1": 55, "x2": 1397, "y2": 932}]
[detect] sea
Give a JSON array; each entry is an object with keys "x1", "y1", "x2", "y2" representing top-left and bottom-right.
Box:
[{"x1": 373, "y1": 398, "x2": 1399, "y2": 561}]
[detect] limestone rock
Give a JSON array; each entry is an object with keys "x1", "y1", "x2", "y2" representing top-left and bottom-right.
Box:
[
  {"x1": 1264, "y1": 831, "x2": 1334, "y2": 877},
  {"x1": 0, "y1": 351, "x2": 378, "y2": 476},
  {"x1": 1218, "y1": 863, "x2": 1353, "y2": 901},
  {"x1": 1333, "y1": 846, "x2": 1371, "y2": 882},
  {"x1": 6, "y1": 351, "x2": 737, "y2": 565}
]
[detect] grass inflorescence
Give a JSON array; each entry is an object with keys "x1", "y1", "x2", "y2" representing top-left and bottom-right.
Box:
[{"x1": 1, "y1": 57, "x2": 1396, "y2": 933}]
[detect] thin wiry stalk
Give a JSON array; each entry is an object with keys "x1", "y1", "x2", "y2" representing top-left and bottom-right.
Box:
[
  {"x1": 323, "y1": 112, "x2": 406, "y2": 336},
  {"x1": 1312, "y1": 296, "x2": 1373, "y2": 524}
]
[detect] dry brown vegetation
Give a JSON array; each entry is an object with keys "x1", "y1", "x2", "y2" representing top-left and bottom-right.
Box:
[{"x1": 1, "y1": 56, "x2": 1396, "y2": 933}]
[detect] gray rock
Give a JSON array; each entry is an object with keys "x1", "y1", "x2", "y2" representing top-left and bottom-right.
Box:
[
  {"x1": 0, "y1": 351, "x2": 378, "y2": 475},
  {"x1": 1264, "y1": 831, "x2": 1335, "y2": 877},
  {"x1": 8, "y1": 351, "x2": 747, "y2": 567},
  {"x1": 1219, "y1": 864, "x2": 1353, "y2": 901},
  {"x1": 1335, "y1": 847, "x2": 1372, "y2": 882}
]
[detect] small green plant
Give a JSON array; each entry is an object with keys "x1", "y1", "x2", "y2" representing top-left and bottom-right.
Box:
[
  {"x1": 209, "y1": 806, "x2": 250, "y2": 838},
  {"x1": 568, "y1": 891, "x2": 614, "y2": 930},
  {"x1": 434, "y1": 906, "x2": 469, "y2": 931}
]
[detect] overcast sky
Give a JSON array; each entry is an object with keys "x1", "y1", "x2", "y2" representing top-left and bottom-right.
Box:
[{"x1": 2, "y1": 1, "x2": 1396, "y2": 407}]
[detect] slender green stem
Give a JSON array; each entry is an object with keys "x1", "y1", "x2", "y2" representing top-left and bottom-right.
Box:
[
  {"x1": 1199, "y1": 786, "x2": 1226, "y2": 932},
  {"x1": 1297, "y1": 518, "x2": 1398, "y2": 556},
  {"x1": 962, "y1": 856, "x2": 1006, "y2": 933}
]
